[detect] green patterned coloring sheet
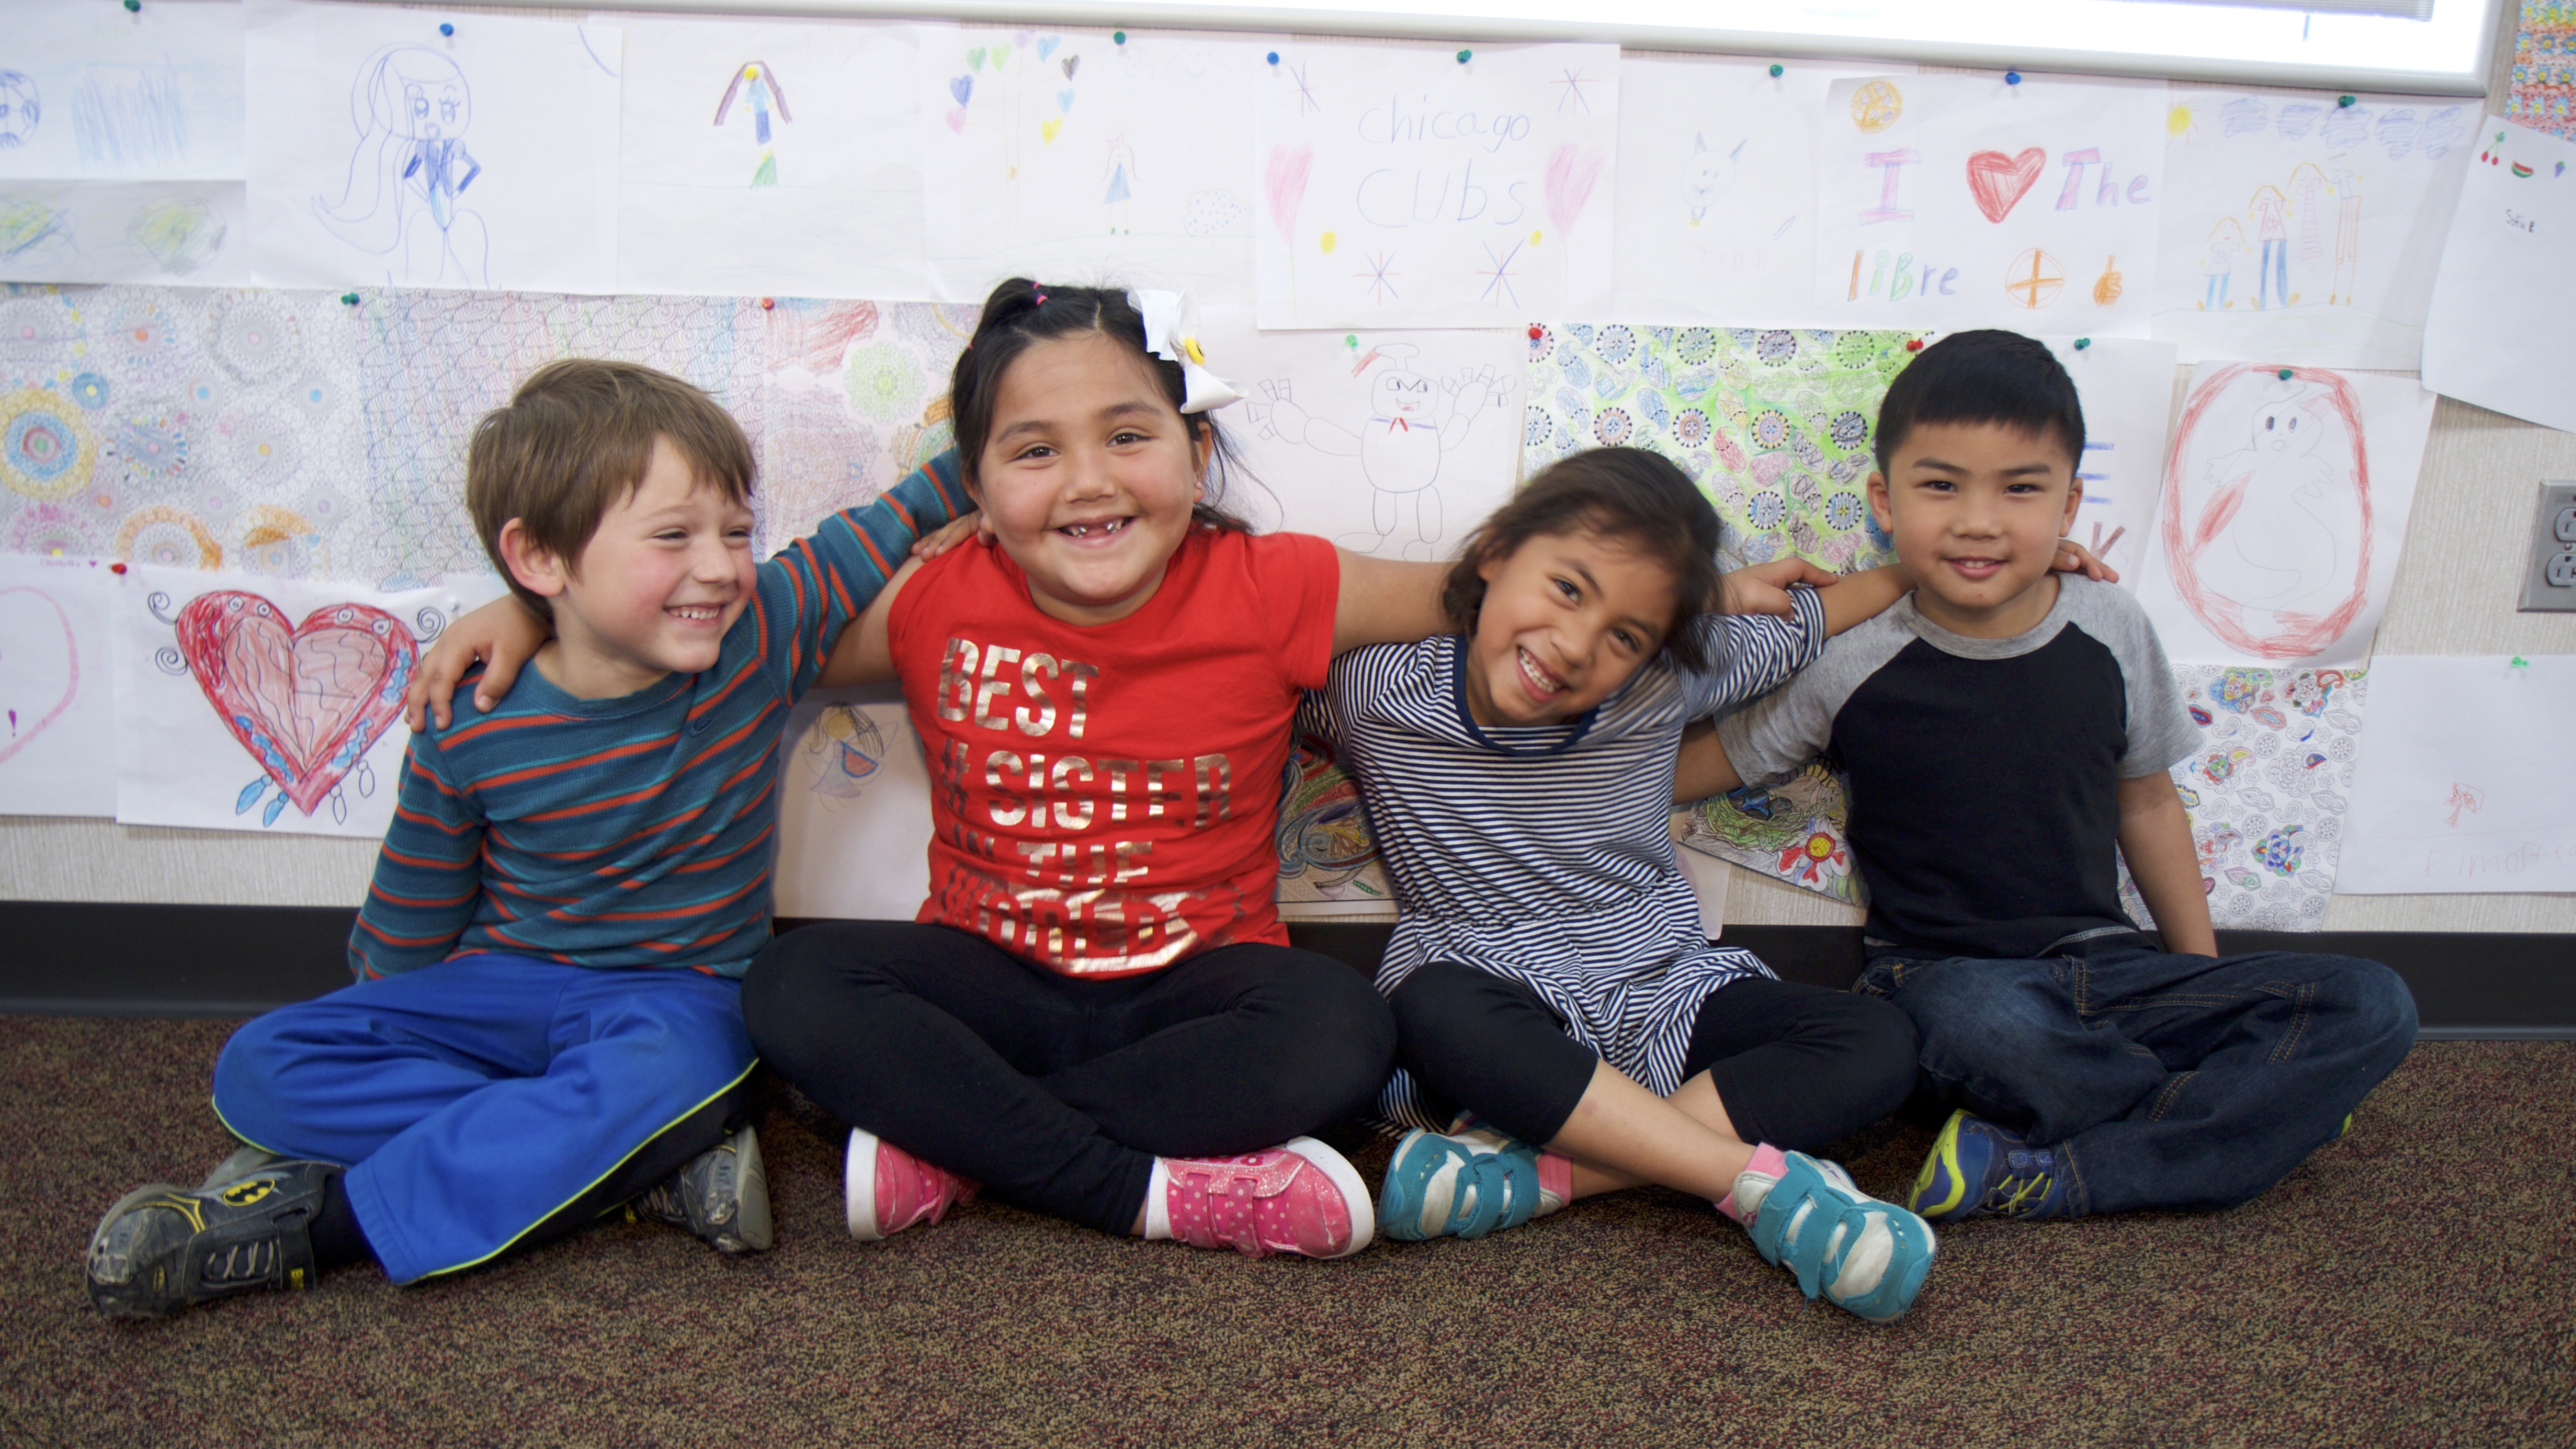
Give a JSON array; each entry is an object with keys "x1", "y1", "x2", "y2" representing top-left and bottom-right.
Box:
[{"x1": 1520, "y1": 325, "x2": 1922, "y2": 572}]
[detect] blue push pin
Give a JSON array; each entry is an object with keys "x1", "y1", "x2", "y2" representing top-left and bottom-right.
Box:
[
  {"x1": 438, "y1": 22, "x2": 453, "y2": 37},
  {"x1": 1267, "y1": 51, "x2": 1279, "y2": 66},
  {"x1": 2005, "y1": 71, "x2": 2022, "y2": 87}
]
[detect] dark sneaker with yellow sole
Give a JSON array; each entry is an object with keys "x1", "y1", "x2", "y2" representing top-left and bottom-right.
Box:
[
  {"x1": 630, "y1": 1125, "x2": 773, "y2": 1255},
  {"x1": 86, "y1": 1158, "x2": 334, "y2": 1318},
  {"x1": 1907, "y1": 1110, "x2": 2074, "y2": 1222}
]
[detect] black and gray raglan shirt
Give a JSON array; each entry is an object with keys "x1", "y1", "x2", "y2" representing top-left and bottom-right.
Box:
[{"x1": 1716, "y1": 575, "x2": 2200, "y2": 961}]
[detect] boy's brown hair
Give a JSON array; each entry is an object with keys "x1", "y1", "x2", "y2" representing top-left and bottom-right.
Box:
[{"x1": 466, "y1": 359, "x2": 756, "y2": 618}]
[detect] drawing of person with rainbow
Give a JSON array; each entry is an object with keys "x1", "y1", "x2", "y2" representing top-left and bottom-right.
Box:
[{"x1": 716, "y1": 62, "x2": 791, "y2": 188}]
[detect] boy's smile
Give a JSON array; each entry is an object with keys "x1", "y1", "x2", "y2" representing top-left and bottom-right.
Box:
[{"x1": 1869, "y1": 420, "x2": 2082, "y2": 639}]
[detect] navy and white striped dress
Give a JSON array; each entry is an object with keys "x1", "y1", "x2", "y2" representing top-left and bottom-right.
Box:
[{"x1": 1303, "y1": 588, "x2": 1828, "y2": 1133}]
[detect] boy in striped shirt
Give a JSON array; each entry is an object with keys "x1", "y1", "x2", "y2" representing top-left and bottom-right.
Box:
[{"x1": 85, "y1": 359, "x2": 966, "y2": 1317}]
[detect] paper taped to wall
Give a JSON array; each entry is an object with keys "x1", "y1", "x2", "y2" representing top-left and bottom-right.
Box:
[
  {"x1": 2339, "y1": 654, "x2": 2576, "y2": 894},
  {"x1": 2421, "y1": 117, "x2": 2576, "y2": 434},
  {"x1": 0, "y1": 0, "x2": 247, "y2": 183},
  {"x1": 0, "y1": 552, "x2": 117, "y2": 818}
]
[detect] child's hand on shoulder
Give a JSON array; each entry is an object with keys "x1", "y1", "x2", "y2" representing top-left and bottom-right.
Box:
[
  {"x1": 1718, "y1": 557, "x2": 1841, "y2": 617},
  {"x1": 910, "y1": 511, "x2": 984, "y2": 559},
  {"x1": 2052, "y1": 536, "x2": 2119, "y2": 583}
]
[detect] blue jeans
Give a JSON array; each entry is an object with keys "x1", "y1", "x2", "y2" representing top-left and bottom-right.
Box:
[{"x1": 1858, "y1": 937, "x2": 2416, "y2": 1215}]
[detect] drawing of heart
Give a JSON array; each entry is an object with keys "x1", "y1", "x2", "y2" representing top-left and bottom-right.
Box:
[
  {"x1": 1266, "y1": 144, "x2": 1313, "y2": 245},
  {"x1": 1544, "y1": 144, "x2": 1606, "y2": 234},
  {"x1": 946, "y1": 108, "x2": 967, "y2": 134},
  {"x1": 1966, "y1": 148, "x2": 2047, "y2": 222},
  {"x1": 173, "y1": 591, "x2": 416, "y2": 820},
  {"x1": 1037, "y1": 36, "x2": 1061, "y2": 61},
  {"x1": 1058, "y1": 88, "x2": 1075, "y2": 114},
  {"x1": 949, "y1": 74, "x2": 973, "y2": 107},
  {"x1": 1061, "y1": 55, "x2": 1080, "y2": 80},
  {"x1": 1041, "y1": 119, "x2": 1063, "y2": 144},
  {"x1": 0, "y1": 587, "x2": 80, "y2": 768},
  {"x1": 992, "y1": 44, "x2": 1012, "y2": 70}
]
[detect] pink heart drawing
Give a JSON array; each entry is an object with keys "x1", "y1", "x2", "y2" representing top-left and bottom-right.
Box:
[
  {"x1": 945, "y1": 107, "x2": 967, "y2": 134},
  {"x1": 1544, "y1": 144, "x2": 1605, "y2": 234},
  {"x1": 1966, "y1": 148, "x2": 2047, "y2": 223},
  {"x1": 1265, "y1": 144, "x2": 1312, "y2": 246},
  {"x1": 0, "y1": 586, "x2": 80, "y2": 767},
  {"x1": 174, "y1": 591, "x2": 415, "y2": 819}
]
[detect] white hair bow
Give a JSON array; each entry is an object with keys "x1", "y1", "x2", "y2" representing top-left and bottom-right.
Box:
[{"x1": 1129, "y1": 289, "x2": 1241, "y2": 414}]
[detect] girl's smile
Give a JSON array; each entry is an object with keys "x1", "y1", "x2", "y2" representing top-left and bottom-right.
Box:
[{"x1": 1463, "y1": 529, "x2": 1682, "y2": 729}]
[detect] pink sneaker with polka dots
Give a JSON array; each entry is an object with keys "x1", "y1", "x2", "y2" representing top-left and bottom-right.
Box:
[
  {"x1": 846, "y1": 1127, "x2": 978, "y2": 1242},
  {"x1": 1158, "y1": 1137, "x2": 1374, "y2": 1260}
]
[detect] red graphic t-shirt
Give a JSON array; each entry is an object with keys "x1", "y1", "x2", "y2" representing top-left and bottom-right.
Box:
[{"x1": 889, "y1": 526, "x2": 1339, "y2": 978}]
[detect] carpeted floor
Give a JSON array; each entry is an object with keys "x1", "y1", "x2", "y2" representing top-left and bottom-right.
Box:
[{"x1": 3, "y1": 1018, "x2": 2569, "y2": 1447}]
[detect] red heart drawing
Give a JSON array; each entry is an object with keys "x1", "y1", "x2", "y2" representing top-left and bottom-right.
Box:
[
  {"x1": 1966, "y1": 148, "x2": 2047, "y2": 223},
  {"x1": 174, "y1": 591, "x2": 416, "y2": 819}
]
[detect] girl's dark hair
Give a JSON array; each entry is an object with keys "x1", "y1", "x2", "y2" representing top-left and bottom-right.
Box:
[
  {"x1": 948, "y1": 279, "x2": 1265, "y2": 533},
  {"x1": 1442, "y1": 447, "x2": 1724, "y2": 671}
]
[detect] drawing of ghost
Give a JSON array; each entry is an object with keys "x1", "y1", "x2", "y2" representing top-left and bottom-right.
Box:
[
  {"x1": 805, "y1": 705, "x2": 884, "y2": 799},
  {"x1": 313, "y1": 46, "x2": 487, "y2": 288},
  {"x1": 2189, "y1": 376, "x2": 2362, "y2": 633},
  {"x1": 715, "y1": 62, "x2": 792, "y2": 189},
  {"x1": 1684, "y1": 133, "x2": 1743, "y2": 230},
  {"x1": 1254, "y1": 344, "x2": 1515, "y2": 561}
]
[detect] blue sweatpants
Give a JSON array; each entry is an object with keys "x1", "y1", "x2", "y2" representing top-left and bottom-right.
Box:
[{"x1": 210, "y1": 953, "x2": 755, "y2": 1285}]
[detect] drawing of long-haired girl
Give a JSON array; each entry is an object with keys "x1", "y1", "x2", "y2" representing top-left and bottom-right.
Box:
[
  {"x1": 312, "y1": 44, "x2": 489, "y2": 288},
  {"x1": 715, "y1": 62, "x2": 791, "y2": 188}
]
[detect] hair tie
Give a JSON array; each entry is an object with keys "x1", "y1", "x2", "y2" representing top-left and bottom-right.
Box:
[
  {"x1": 1128, "y1": 289, "x2": 1241, "y2": 414},
  {"x1": 1034, "y1": 291, "x2": 1048, "y2": 304}
]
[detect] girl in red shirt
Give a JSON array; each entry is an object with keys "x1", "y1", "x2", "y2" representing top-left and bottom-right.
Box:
[{"x1": 744, "y1": 280, "x2": 1456, "y2": 1260}]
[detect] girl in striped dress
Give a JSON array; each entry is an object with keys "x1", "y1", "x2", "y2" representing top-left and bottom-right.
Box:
[{"x1": 1303, "y1": 447, "x2": 1939, "y2": 1320}]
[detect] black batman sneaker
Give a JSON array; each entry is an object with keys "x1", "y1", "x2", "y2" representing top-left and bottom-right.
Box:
[
  {"x1": 630, "y1": 1124, "x2": 773, "y2": 1255},
  {"x1": 85, "y1": 1158, "x2": 333, "y2": 1318}
]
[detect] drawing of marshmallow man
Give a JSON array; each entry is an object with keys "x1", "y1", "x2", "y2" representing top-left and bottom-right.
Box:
[{"x1": 1250, "y1": 344, "x2": 1515, "y2": 561}]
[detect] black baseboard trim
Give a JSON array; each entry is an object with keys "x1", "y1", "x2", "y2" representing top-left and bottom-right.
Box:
[{"x1": 3, "y1": 901, "x2": 2571, "y2": 1037}]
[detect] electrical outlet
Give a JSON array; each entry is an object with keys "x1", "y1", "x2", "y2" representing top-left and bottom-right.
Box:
[{"x1": 2520, "y1": 482, "x2": 2576, "y2": 613}]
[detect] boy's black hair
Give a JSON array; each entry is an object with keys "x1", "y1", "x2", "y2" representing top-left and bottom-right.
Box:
[
  {"x1": 1872, "y1": 330, "x2": 2085, "y2": 479},
  {"x1": 1442, "y1": 446, "x2": 1723, "y2": 672},
  {"x1": 947, "y1": 278, "x2": 1266, "y2": 533}
]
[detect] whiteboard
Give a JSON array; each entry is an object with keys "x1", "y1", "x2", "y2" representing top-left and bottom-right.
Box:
[{"x1": 598, "y1": 0, "x2": 2505, "y2": 95}]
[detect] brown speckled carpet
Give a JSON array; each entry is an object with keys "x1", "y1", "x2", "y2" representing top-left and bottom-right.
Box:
[{"x1": 3, "y1": 1018, "x2": 2569, "y2": 1446}]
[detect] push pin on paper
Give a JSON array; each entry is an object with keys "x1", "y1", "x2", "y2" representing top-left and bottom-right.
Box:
[
  {"x1": 1114, "y1": 31, "x2": 1127, "y2": 44},
  {"x1": 1527, "y1": 325, "x2": 1544, "y2": 341},
  {"x1": 1267, "y1": 52, "x2": 1279, "y2": 66},
  {"x1": 340, "y1": 292, "x2": 359, "y2": 306},
  {"x1": 1457, "y1": 50, "x2": 1473, "y2": 64},
  {"x1": 110, "y1": 562, "x2": 128, "y2": 575},
  {"x1": 439, "y1": 22, "x2": 454, "y2": 37},
  {"x1": 2337, "y1": 94, "x2": 2356, "y2": 107},
  {"x1": 1905, "y1": 338, "x2": 1923, "y2": 352},
  {"x1": 1769, "y1": 64, "x2": 1784, "y2": 77},
  {"x1": 759, "y1": 297, "x2": 775, "y2": 310},
  {"x1": 2074, "y1": 337, "x2": 2091, "y2": 349},
  {"x1": 2005, "y1": 71, "x2": 2022, "y2": 86},
  {"x1": 2278, "y1": 368, "x2": 2294, "y2": 379},
  {"x1": 124, "y1": 0, "x2": 140, "y2": 11}
]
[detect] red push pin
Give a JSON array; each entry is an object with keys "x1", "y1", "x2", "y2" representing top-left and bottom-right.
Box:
[
  {"x1": 1527, "y1": 325, "x2": 1544, "y2": 340},
  {"x1": 759, "y1": 297, "x2": 775, "y2": 310},
  {"x1": 110, "y1": 561, "x2": 128, "y2": 574},
  {"x1": 1905, "y1": 338, "x2": 1923, "y2": 352}
]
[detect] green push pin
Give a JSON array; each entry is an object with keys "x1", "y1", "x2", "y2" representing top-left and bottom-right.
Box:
[
  {"x1": 124, "y1": 0, "x2": 140, "y2": 10},
  {"x1": 340, "y1": 292, "x2": 359, "y2": 306},
  {"x1": 2277, "y1": 368, "x2": 2294, "y2": 379},
  {"x1": 1768, "y1": 64, "x2": 1784, "y2": 77},
  {"x1": 2337, "y1": 94, "x2": 2356, "y2": 108},
  {"x1": 1457, "y1": 49, "x2": 1472, "y2": 64},
  {"x1": 1113, "y1": 31, "x2": 1126, "y2": 44},
  {"x1": 2074, "y1": 337, "x2": 2091, "y2": 349}
]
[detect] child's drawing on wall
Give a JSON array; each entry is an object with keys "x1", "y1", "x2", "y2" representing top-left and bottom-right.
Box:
[
  {"x1": 1255, "y1": 343, "x2": 1515, "y2": 561},
  {"x1": 1683, "y1": 132, "x2": 1742, "y2": 229},
  {"x1": 2327, "y1": 154, "x2": 2363, "y2": 304},
  {"x1": 1104, "y1": 137, "x2": 1134, "y2": 235},
  {"x1": 714, "y1": 62, "x2": 791, "y2": 189},
  {"x1": 2198, "y1": 217, "x2": 2248, "y2": 310},
  {"x1": 312, "y1": 46, "x2": 487, "y2": 288},
  {"x1": 2248, "y1": 183, "x2": 2291, "y2": 309}
]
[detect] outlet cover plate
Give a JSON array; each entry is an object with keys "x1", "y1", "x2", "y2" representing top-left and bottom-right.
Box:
[{"x1": 2520, "y1": 481, "x2": 2576, "y2": 613}]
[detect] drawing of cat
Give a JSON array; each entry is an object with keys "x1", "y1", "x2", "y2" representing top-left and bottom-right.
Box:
[{"x1": 1684, "y1": 133, "x2": 1744, "y2": 229}]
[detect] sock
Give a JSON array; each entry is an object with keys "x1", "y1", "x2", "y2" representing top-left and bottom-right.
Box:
[
  {"x1": 1715, "y1": 1143, "x2": 1790, "y2": 1227},
  {"x1": 1536, "y1": 1151, "x2": 1573, "y2": 1214},
  {"x1": 1140, "y1": 1159, "x2": 1173, "y2": 1241},
  {"x1": 308, "y1": 1172, "x2": 378, "y2": 1272}
]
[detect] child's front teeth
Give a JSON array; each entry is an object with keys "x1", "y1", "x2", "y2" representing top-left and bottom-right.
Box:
[{"x1": 1065, "y1": 518, "x2": 1126, "y2": 537}]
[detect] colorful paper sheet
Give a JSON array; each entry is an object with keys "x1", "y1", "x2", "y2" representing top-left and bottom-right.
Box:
[
  {"x1": 1206, "y1": 307, "x2": 1524, "y2": 554},
  {"x1": 1813, "y1": 72, "x2": 2168, "y2": 336},
  {"x1": 111, "y1": 562, "x2": 504, "y2": 837},
  {"x1": 0, "y1": 0, "x2": 246, "y2": 182},
  {"x1": 771, "y1": 688, "x2": 937, "y2": 920},
  {"x1": 2421, "y1": 117, "x2": 2576, "y2": 434},
  {"x1": 0, "y1": 180, "x2": 247, "y2": 284},
  {"x1": 922, "y1": 26, "x2": 1264, "y2": 306},
  {"x1": 2134, "y1": 361, "x2": 2434, "y2": 669},
  {"x1": 2339, "y1": 655, "x2": 2576, "y2": 895},
  {"x1": 1255, "y1": 40, "x2": 1621, "y2": 329},
  {"x1": 244, "y1": 2, "x2": 621, "y2": 292},
  {"x1": 1609, "y1": 55, "x2": 1908, "y2": 327},
  {"x1": 0, "y1": 552, "x2": 117, "y2": 817},
  {"x1": 2153, "y1": 87, "x2": 2475, "y2": 370},
  {"x1": 617, "y1": 17, "x2": 929, "y2": 300},
  {"x1": 2158, "y1": 662, "x2": 2371, "y2": 931}
]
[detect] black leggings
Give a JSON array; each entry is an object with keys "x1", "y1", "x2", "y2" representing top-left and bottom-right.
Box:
[
  {"x1": 1388, "y1": 961, "x2": 1920, "y2": 1152},
  {"x1": 743, "y1": 923, "x2": 1396, "y2": 1235}
]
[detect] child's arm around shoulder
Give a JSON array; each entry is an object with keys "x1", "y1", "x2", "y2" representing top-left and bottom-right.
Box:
[
  {"x1": 815, "y1": 545, "x2": 938, "y2": 687},
  {"x1": 1330, "y1": 551, "x2": 1449, "y2": 654},
  {"x1": 348, "y1": 727, "x2": 486, "y2": 980},
  {"x1": 758, "y1": 451, "x2": 974, "y2": 700}
]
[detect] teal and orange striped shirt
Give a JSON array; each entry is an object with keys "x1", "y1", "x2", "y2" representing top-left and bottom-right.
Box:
[{"x1": 349, "y1": 454, "x2": 967, "y2": 980}]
